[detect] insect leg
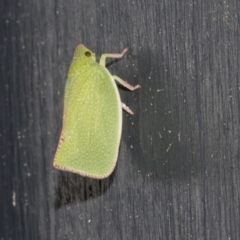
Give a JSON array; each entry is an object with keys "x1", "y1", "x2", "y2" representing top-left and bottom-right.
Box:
[
  {"x1": 99, "y1": 48, "x2": 129, "y2": 66},
  {"x1": 113, "y1": 75, "x2": 141, "y2": 114},
  {"x1": 122, "y1": 103, "x2": 134, "y2": 115},
  {"x1": 112, "y1": 75, "x2": 141, "y2": 91}
]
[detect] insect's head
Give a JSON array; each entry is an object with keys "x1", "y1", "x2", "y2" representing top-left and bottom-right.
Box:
[{"x1": 74, "y1": 44, "x2": 96, "y2": 62}]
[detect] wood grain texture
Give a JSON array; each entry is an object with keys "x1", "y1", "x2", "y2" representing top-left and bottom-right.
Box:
[{"x1": 1, "y1": 0, "x2": 240, "y2": 239}]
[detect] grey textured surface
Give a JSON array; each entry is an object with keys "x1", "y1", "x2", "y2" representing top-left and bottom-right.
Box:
[{"x1": 1, "y1": 0, "x2": 240, "y2": 239}]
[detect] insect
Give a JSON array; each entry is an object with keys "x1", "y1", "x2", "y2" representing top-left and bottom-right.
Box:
[{"x1": 53, "y1": 44, "x2": 141, "y2": 179}]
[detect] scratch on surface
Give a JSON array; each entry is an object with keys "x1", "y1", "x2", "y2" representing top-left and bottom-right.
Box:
[
  {"x1": 157, "y1": 89, "x2": 165, "y2": 92},
  {"x1": 166, "y1": 141, "x2": 174, "y2": 152},
  {"x1": 12, "y1": 191, "x2": 16, "y2": 207},
  {"x1": 178, "y1": 131, "x2": 181, "y2": 142},
  {"x1": 158, "y1": 132, "x2": 164, "y2": 139}
]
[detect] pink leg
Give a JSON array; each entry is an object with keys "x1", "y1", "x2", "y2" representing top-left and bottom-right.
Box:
[
  {"x1": 113, "y1": 75, "x2": 141, "y2": 91},
  {"x1": 122, "y1": 103, "x2": 134, "y2": 115},
  {"x1": 99, "y1": 48, "x2": 129, "y2": 66}
]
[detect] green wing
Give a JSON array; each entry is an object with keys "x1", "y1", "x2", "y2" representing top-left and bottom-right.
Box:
[{"x1": 54, "y1": 63, "x2": 122, "y2": 179}]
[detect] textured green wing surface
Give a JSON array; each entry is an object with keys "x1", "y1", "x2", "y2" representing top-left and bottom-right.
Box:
[{"x1": 54, "y1": 65, "x2": 122, "y2": 178}]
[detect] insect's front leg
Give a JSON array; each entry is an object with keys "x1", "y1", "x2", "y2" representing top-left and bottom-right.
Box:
[{"x1": 99, "y1": 48, "x2": 129, "y2": 67}]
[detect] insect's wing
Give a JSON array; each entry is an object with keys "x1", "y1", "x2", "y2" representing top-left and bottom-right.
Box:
[{"x1": 54, "y1": 65, "x2": 122, "y2": 179}]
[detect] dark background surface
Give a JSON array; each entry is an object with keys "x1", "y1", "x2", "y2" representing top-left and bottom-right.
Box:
[{"x1": 1, "y1": 0, "x2": 240, "y2": 239}]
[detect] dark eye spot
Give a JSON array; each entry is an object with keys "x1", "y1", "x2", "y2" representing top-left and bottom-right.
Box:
[{"x1": 85, "y1": 51, "x2": 91, "y2": 57}]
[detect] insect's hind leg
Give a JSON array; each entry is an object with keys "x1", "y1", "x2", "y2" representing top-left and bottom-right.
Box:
[
  {"x1": 99, "y1": 48, "x2": 141, "y2": 115},
  {"x1": 121, "y1": 103, "x2": 134, "y2": 115},
  {"x1": 113, "y1": 75, "x2": 141, "y2": 115}
]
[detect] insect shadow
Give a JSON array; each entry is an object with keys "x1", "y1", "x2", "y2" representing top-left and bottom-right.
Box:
[
  {"x1": 105, "y1": 58, "x2": 120, "y2": 68},
  {"x1": 54, "y1": 170, "x2": 115, "y2": 208}
]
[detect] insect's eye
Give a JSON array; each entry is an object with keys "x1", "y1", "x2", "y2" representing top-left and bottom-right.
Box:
[{"x1": 85, "y1": 51, "x2": 91, "y2": 57}]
